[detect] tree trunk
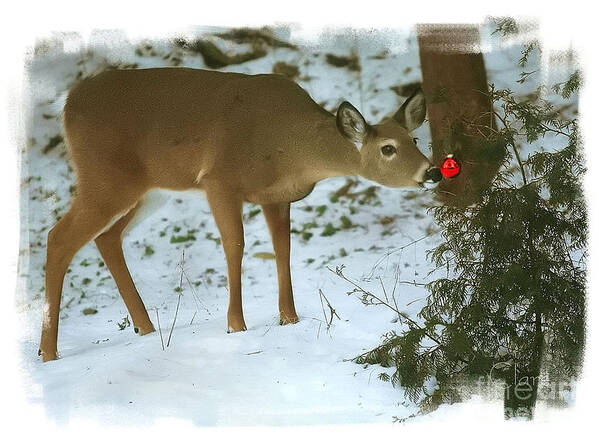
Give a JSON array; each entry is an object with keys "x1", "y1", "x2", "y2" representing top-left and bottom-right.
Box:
[
  {"x1": 417, "y1": 24, "x2": 500, "y2": 207},
  {"x1": 504, "y1": 323, "x2": 544, "y2": 420},
  {"x1": 503, "y1": 363, "x2": 541, "y2": 420}
]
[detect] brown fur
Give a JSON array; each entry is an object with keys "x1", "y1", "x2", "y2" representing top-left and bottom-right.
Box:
[{"x1": 40, "y1": 67, "x2": 431, "y2": 361}]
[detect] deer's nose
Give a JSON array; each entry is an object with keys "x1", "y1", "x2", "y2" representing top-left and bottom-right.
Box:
[{"x1": 424, "y1": 167, "x2": 443, "y2": 184}]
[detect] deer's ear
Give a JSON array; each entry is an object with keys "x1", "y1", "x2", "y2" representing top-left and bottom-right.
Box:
[
  {"x1": 394, "y1": 87, "x2": 426, "y2": 132},
  {"x1": 337, "y1": 101, "x2": 368, "y2": 146}
]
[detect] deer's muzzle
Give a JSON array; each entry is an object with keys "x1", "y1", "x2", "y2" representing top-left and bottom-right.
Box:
[{"x1": 424, "y1": 167, "x2": 443, "y2": 184}]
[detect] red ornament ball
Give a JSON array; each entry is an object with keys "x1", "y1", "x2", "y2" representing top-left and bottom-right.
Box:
[{"x1": 440, "y1": 154, "x2": 461, "y2": 179}]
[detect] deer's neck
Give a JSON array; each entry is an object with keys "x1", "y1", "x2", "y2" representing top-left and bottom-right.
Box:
[{"x1": 306, "y1": 117, "x2": 362, "y2": 182}]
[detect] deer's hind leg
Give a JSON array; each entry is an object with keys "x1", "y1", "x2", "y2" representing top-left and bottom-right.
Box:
[
  {"x1": 40, "y1": 188, "x2": 145, "y2": 362},
  {"x1": 94, "y1": 203, "x2": 155, "y2": 336}
]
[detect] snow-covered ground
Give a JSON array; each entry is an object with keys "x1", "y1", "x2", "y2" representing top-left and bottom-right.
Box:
[{"x1": 15, "y1": 23, "x2": 575, "y2": 426}]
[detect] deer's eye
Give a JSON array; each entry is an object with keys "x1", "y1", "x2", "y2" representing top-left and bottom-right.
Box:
[
  {"x1": 413, "y1": 137, "x2": 419, "y2": 144},
  {"x1": 381, "y1": 145, "x2": 397, "y2": 157}
]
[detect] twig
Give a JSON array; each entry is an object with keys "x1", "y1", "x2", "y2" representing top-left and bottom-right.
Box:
[
  {"x1": 261, "y1": 317, "x2": 280, "y2": 336},
  {"x1": 368, "y1": 234, "x2": 432, "y2": 279},
  {"x1": 167, "y1": 293, "x2": 182, "y2": 347},
  {"x1": 396, "y1": 280, "x2": 429, "y2": 287},
  {"x1": 307, "y1": 316, "x2": 331, "y2": 339},
  {"x1": 180, "y1": 263, "x2": 211, "y2": 316},
  {"x1": 319, "y1": 289, "x2": 341, "y2": 332},
  {"x1": 245, "y1": 350, "x2": 263, "y2": 356},
  {"x1": 167, "y1": 251, "x2": 185, "y2": 347},
  {"x1": 330, "y1": 265, "x2": 471, "y2": 366},
  {"x1": 437, "y1": 189, "x2": 458, "y2": 197},
  {"x1": 189, "y1": 310, "x2": 197, "y2": 326},
  {"x1": 390, "y1": 263, "x2": 401, "y2": 310},
  {"x1": 155, "y1": 307, "x2": 165, "y2": 351},
  {"x1": 328, "y1": 265, "x2": 441, "y2": 345},
  {"x1": 173, "y1": 248, "x2": 211, "y2": 316},
  {"x1": 406, "y1": 297, "x2": 423, "y2": 307},
  {"x1": 378, "y1": 276, "x2": 389, "y2": 303}
]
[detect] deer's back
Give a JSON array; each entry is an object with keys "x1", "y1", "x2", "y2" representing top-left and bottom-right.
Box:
[{"x1": 63, "y1": 68, "x2": 331, "y2": 196}]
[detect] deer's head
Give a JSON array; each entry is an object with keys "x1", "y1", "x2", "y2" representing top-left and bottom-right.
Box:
[{"x1": 336, "y1": 88, "x2": 442, "y2": 188}]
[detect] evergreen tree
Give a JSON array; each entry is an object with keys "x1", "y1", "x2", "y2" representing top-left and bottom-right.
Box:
[{"x1": 338, "y1": 66, "x2": 586, "y2": 419}]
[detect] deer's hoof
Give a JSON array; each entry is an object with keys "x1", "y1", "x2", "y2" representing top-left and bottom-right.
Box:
[
  {"x1": 227, "y1": 318, "x2": 247, "y2": 333},
  {"x1": 134, "y1": 323, "x2": 155, "y2": 335},
  {"x1": 279, "y1": 313, "x2": 299, "y2": 326},
  {"x1": 40, "y1": 349, "x2": 58, "y2": 362}
]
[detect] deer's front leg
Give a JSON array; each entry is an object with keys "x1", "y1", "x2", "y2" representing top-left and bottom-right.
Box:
[
  {"x1": 262, "y1": 202, "x2": 299, "y2": 325},
  {"x1": 206, "y1": 188, "x2": 246, "y2": 333}
]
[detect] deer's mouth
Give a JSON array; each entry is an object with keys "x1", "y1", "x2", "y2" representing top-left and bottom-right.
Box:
[{"x1": 421, "y1": 181, "x2": 438, "y2": 190}]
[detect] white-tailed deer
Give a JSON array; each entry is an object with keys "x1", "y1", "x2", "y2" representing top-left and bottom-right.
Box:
[{"x1": 39, "y1": 67, "x2": 441, "y2": 361}]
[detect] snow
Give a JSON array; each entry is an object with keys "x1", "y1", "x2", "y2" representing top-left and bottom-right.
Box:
[{"x1": 16, "y1": 22, "x2": 576, "y2": 426}]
